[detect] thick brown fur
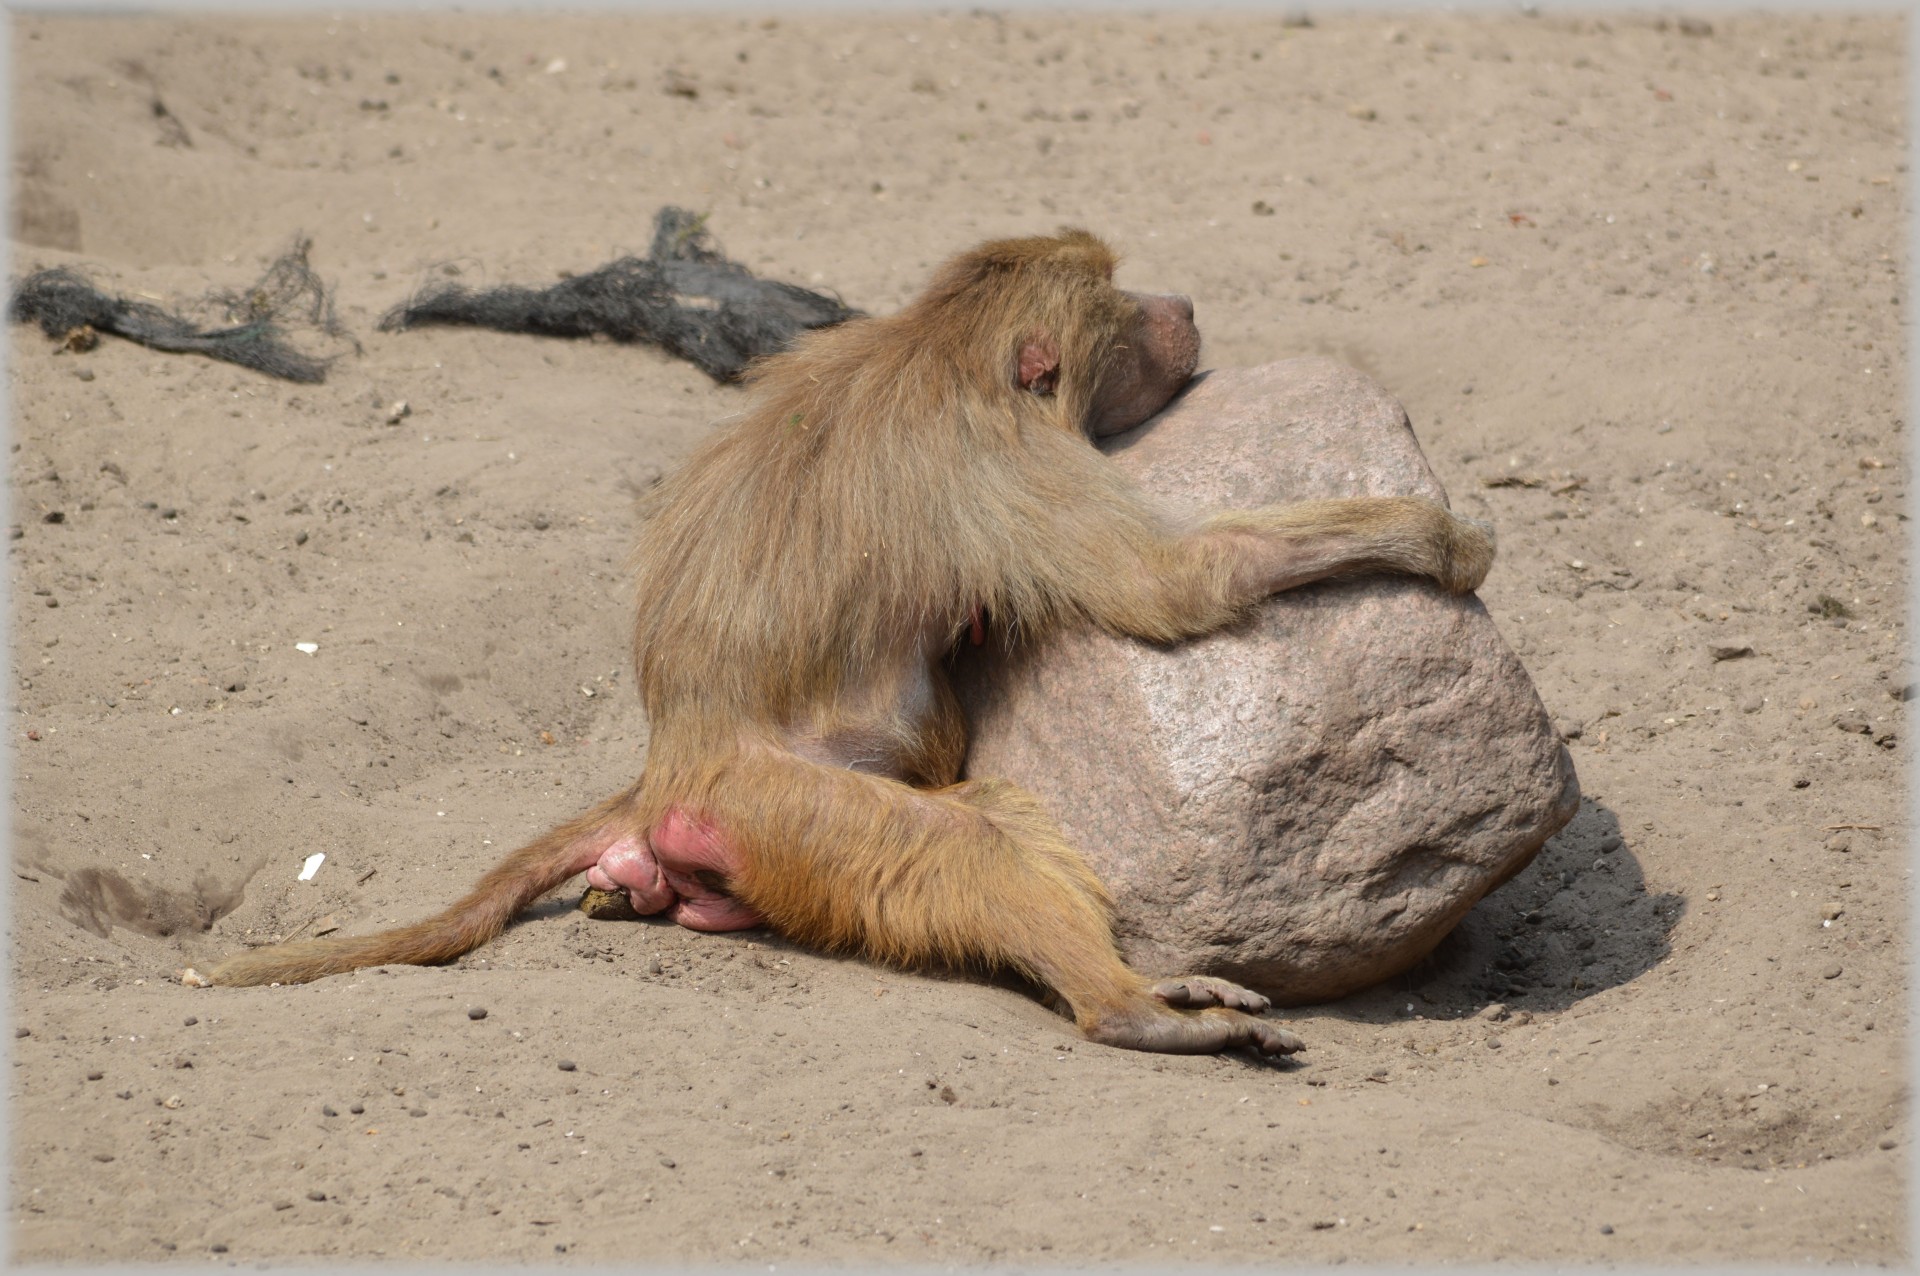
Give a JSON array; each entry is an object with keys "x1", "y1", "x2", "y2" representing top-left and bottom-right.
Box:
[{"x1": 211, "y1": 229, "x2": 1492, "y2": 1057}]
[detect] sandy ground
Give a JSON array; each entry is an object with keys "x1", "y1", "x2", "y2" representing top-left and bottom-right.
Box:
[{"x1": 5, "y1": 9, "x2": 1909, "y2": 1267}]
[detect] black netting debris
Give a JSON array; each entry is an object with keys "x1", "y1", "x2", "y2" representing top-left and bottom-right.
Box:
[
  {"x1": 9, "y1": 237, "x2": 353, "y2": 383},
  {"x1": 378, "y1": 207, "x2": 862, "y2": 382}
]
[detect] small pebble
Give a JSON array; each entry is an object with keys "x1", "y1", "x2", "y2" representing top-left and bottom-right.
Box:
[
  {"x1": 13, "y1": 1028, "x2": 28, "y2": 1039},
  {"x1": 1599, "y1": 1224, "x2": 1614, "y2": 1236},
  {"x1": 1820, "y1": 903, "x2": 1843, "y2": 921},
  {"x1": 272, "y1": 1201, "x2": 293, "y2": 1212},
  {"x1": 321, "y1": 1105, "x2": 338, "y2": 1117},
  {"x1": 1879, "y1": 1137, "x2": 1897, "y2": 1151},
  {"x1": 350, "y1": 1103, "x2": 365, "y2": 1115},
  {"x1": 1708, "y1": 642, "x2": 1753, "y2": 662},
  {"x1": 557, "y1": 1059, "x2": 577, "y2": 1072},
  {"x1": 307, "y1": 1190, "x2": 327, "y2": 1202},
  {"x1": 409, "y1": 1107, "x2": 427, "y2": 1117},
  {"x1": 467, "y1": 1007, "x2": 488, "y2": 1021},
  {"x1": 1822, "y1": 965, "x2": 1843, "y2": 980},
  {"x1": 183, "y1": 1016, "x2": 197, "y2": 1027},
  {"x1": 92, "y1": 1153, "x2": 114, "y2": 1163},
  {"x1": 210, "y1": 1243, "x2": 228, "y2": 1253},
  {"x1": 116, "y1": 1090, "x2": 131, "y2": 1100},
  {"x1": 1597, "y1": 835, "x2": 1622, "y2": 853},
  {"x1": 86, "y1": 1070, "x2": 103, "y2": 1081},
  {"x1": 659, "y1": 1156, "x2": 677, "y2": 1169}
]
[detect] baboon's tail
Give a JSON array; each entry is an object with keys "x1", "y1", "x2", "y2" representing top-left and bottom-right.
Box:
[{"x1": 207, "y1": 785, "x2": 641, "y2": 987}]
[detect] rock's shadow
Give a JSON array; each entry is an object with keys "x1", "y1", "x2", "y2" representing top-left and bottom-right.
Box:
[{"x1": 1332, "y1": 795, "x2": 1680, "y2": 1023}]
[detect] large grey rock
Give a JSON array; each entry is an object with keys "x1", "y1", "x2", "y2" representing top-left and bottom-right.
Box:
[{"x1": 959, "y1": 357, "x2": 1579, "y2": 1005}]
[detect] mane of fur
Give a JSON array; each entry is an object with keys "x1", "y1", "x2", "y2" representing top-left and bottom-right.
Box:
[{"x1": 628, "y1": 230, "x2": 1163, "y2": 755}]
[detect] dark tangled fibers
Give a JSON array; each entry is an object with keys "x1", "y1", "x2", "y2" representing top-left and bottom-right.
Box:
[
  {"x1": 379, "y1": 207, "x2": 861, "y2": 381},
  {"x1": 10, "y1": 237, "x2": 352, "y2": 383}
]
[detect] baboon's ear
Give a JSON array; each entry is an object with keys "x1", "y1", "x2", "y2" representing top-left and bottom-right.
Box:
[{"x1": 1018, "y1": 334, "x2": 1060, "y2": 395}]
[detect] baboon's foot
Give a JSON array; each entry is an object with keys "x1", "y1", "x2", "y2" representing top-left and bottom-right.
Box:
[
  {"x1": 1086, "y1": 1000, "x2": 1303, "y2": 1057},
  {"x1": 1152, "y1": 975, "x2": 1271, "y2": 1015}
]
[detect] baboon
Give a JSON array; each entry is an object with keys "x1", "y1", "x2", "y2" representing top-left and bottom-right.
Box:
[{"x1": 211, "y1": 229, "x2": 1493, "y2": 1056}]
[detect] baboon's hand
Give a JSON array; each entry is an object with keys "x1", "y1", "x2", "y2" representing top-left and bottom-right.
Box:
[{"x1": 1436, "y1": 513, "x2": 1495, "y2": 594}]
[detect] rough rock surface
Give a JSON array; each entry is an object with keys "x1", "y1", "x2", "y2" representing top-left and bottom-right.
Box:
[{"x1": 959, "y1": 357, "x2": 1580, "y2": 1004}]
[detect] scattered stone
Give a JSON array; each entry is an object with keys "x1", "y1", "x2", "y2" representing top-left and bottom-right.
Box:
[
  {"x1": 1478, "y1": 1002, "x2": 1510, "y2": 1021},
  {"x1": 409, "y1": 1107, "x2": 427, "y2": 1117},
  {"x1": 1708, "y1": 641, "x2": 1753, "y2": 662},
  {"x1": 272, "y1": 1201, "x2": 293, "y2": 1211},
  {"x1": 1879, "y1": 1137, "x2": 1897, "y2": 1151},
  {"x1": 1555, "y1": 718, "x2": 1583, "y2": 740},
  {"x1": 86, "y1": 1070, "x2": 103, "y2": 1081},
  {"x1": 958, "y1": 359, "x2": 1579, "y2": 1002},
  {"x1": 1826, "y1": 835, "x2": 1851, "y2": 853},
  {"x1": 1822, "y1": 965, "x2": 1843, "y2": 980},
  {"x1": 1599, "y1": 1224, "x2": 1614, "y2": 1235},
  {"x1": 1834, "y1": 713, "x2": 1873, "y2": 735},
  {"x1": 321, "y1": 1104, "x2": 338, "y2": 1117},
  {"x1": 349, "y1": 1103, "x2": 365, "y2": 1115},
  {"x1": 307, "y1": 1190, "x2": 327, "y2": 1202},
  {"x1": 659, "y1": 1156, "x2": 677, "y2": 1169},
  {"x1": 210, "y1": 1243, "x2": 228, "y2": 1254},
  {"x1": 467, "y1": 1007, "x2": 488, "y2": 1021},
  {"x1": 14, "y1": 1028, "x2": 29, "y2": 1039},
  {"x1": 580, "y1": 886, "x2": 640, "y2": 921},
  {"x1": 557, "y1": 1059, "x2": 577, "y2": 1072},
  {"x1": 1820, "y1": 903, "x2": 1844, "y2": 921}
]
